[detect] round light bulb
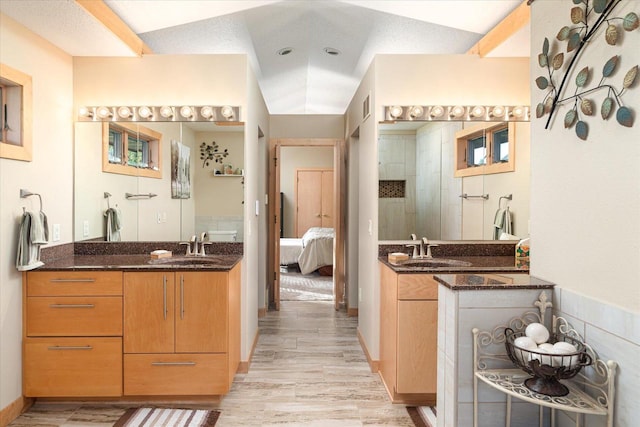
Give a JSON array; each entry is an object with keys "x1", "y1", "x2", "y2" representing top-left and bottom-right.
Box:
[
  {"x1": 138, "y1": 106, "x2": 153, "y2": 119},
  {"x1": 512, "y1": 106, "x2": 525, "y2": 118},
  {"x1": 430, "y1": 106, "x2": 444, "y2": 118},
  {"x1": 159, "y1": 106, "x2": 174, "y2": 118},
  {"x1": 409, "y1": 106, "x2": 424, "y2": 119},
  {"x1": 117, "y1": 106, "x2": 132, "y2": 118},
  {"x1": 78, "y1": 106, "x2": 92, "y2": 118},
  {"x1": 389, "y1": 105, "x2": 403, "y2": 119},
  {"x1": 96, "y1": 106, "x2": 112, "y2": 119},
  {"x1": 220, "y1": 105, "x2": 234, "y2": 119},
  {"x1": 471, "y1": 106, "x2": 485, "y2": 118},
  {"x1": 200, "y1": 106, "x2": 214, "y2": 119},
  {"x1": 450, "y1": 106, "x2": 465, "y2": 118},
  {"x1": 180, "y1": 106, "x2": 194, "y2": 118},
  {"x1": 491, "y1": 106, "x2": 505, "y2": 117}
]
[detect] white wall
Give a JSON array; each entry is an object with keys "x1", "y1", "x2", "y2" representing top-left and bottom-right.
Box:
[
  {"x1": 530, "y1": 0, "x2": 639, "y2": 313},
  {"x1": 280, "y1": 146, "x2": 334, "y2": 238},
  {"x1": 346, "y1": 54, "x2": 530, "y2": 360},
  {"x1": 0, "y1": 13, "x2": 74, "y2": 410}
]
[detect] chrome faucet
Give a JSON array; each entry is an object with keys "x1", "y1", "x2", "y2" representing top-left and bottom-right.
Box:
[
  {"x1": 422, "y1": 237, "x2": 438, "y2": 258},
  {"x1": 407, "y1": 234, "x2": 420, "y2": 258},
  {"x1": 179, "y1": 235, "x2": 197, "y2": 256}
]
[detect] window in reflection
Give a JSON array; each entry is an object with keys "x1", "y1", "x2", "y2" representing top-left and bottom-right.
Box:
[{"x1": 102, "y1": 122, "x2": 161, "y2": 178}]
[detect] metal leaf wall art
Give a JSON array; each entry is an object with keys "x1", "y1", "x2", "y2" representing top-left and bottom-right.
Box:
[
  {"x1": 199, "y1": 141, "x2": 228, "y2": 168},
  {"x1": 535, "y1": 0, "x2": 639, "y2": 140}
]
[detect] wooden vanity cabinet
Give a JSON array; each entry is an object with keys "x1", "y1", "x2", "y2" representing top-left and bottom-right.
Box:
[
  {"x1": 379, "y1": 263, "x2": 438, "y2": 405},
  {"x1": 123, "y1": 265, "x2": 240, "y2": 396},
  {"x1": 23, "y1": 271, "x2": 123, "y2": 397}
]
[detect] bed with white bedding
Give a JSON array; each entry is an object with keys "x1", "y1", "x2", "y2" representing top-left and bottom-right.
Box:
[
  {"x1": 297, "y1": 227, "x2": 334, "y2": 275},
  {"x1": 280, "y1": 238, "x2": 304, "y2": 266}
]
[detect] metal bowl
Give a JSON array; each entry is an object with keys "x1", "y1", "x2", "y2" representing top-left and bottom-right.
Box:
[{"x1": 505, "y1": 327, "x2": 592, "y2": 396}]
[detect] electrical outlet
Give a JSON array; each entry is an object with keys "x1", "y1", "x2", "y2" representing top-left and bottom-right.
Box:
[
  {"x1": 162, "y1": 212, "x2": 167, "y2": 223},
  {"x1": 83, "y1": 220, "x2": 89, "y2": 237},
  {"x1": 52, "y1": 224, "x2": 61, "y2": 242},
  {"x1": 157, "y1": 212, "x2": 162, "y2": 223}
]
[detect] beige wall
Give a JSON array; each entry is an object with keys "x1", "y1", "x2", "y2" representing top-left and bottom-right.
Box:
[
  {"x1": 347, "y1": 54, "x2": 530, "y2": 360},
  {"x1": 0, "y1": 13, "x2": 74, "y2": 410},
  {"x1": 270, "y1": 114, "x2": 344, "y2": 139},
  {"x1": 280, "y1": 146, "x2": 334, "y2": 237},
  {"x1": 530, "y1": 1, "x2": 639, "y2": 312}
]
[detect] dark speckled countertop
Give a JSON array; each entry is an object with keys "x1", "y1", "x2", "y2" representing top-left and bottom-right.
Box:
[
  {"x1": 379, "y1": 256, "x2": 528, "y2": 274},
  {"x1": 434, "y1": 273, "x2": 554, "y2": 291},
  {"x1": 37, "y1": 242, "x2": 242, "y2": 272}
]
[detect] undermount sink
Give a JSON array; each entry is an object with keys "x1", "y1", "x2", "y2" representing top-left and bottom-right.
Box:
[
  {"x1": 148, "y1": 256, "x2": 228, "y2": 265},
  {"x1": 400, "y1": 258, "x2": 472, "y2": 268}
]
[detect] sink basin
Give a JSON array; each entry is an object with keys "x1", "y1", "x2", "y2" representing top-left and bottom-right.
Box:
[
  {"x1": 148, "y1": 256, "x2": 228, "y2": 266},
  {"x1": 400, "y1": 258, "x2": 472, "y2": 268}
]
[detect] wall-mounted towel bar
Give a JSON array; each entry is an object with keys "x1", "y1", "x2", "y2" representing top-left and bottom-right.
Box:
[
  {"x1": 20, "y1": 189, "x2": 43, "y2": 211},
  {"x1": 460, "y1": 193, "x2": 489, "y2": 200},
  {"x1": 125, "y1": 192, "x2": 157, "y2": 200}
]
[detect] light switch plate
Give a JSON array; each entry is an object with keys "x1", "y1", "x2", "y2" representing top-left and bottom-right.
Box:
[{"x1": 52, "y1": 224, "x2": 61, "y2": 242}]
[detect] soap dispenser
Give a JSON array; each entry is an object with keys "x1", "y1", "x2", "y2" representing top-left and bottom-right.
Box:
[{"x1": 515, "y1": 238, "x2": 530, "y2": 269}]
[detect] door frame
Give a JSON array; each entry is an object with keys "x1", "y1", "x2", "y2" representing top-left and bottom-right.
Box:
[{"x1": 268, "y1": 138, "x2": 345, "y2": 311}]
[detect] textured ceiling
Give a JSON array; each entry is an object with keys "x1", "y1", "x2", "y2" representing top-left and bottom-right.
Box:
[{"x1": 0, "y1": 0, "x2": 528, "y2": 115}]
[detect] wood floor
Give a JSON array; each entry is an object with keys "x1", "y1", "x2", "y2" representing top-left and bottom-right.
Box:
[{"x1": 8, "y1": 301, "x2": 417, "y2": 426}]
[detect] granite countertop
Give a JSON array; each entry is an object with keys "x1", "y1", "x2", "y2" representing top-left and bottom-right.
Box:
[
  {"x1": 35, "y1": 254, "x2": 242, "y2": 272},
  {"x1": 434, "y1": 273, "x2": 554, "y2": 291},
  {"x1": 379, "y1": 255, "x2": 528, "y2": 274}
]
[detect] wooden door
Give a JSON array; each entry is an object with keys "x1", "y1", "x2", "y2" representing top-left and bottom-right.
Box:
[
  {"x1": 295, "y1": 170, "x2": 323, "y2": 237},
  {"x1": 124, "y1": 272, "x2": 175, "y2": 354},
  {"x1": 321, "y1": 170, "x2": 334, "y2": 228},
  {"x1": 175, "y1": 271, "x2": 228, "y2": 353}
]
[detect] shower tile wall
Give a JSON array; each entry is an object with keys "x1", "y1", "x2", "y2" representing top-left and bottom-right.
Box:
[
  {"x1": 378, "y1": 134, "x2": 416, "y2": 240},
  {"x1": 195, "y1": 215, "x2": 244, "y2": 241}
]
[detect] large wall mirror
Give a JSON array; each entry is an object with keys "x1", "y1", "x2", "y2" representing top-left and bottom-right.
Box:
[
  {"x1": 378, "y1": 117, "x2": 530, "y2": 241},
  {"x1": 74, "y1": 121, "x2": 244, "y2": 242}
]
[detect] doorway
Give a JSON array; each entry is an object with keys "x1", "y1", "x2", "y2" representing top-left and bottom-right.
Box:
[{"x1": 268, "y1": 138, "x2": 345, "y2": 311}]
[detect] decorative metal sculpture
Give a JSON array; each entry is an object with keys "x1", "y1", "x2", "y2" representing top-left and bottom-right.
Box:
[
  {"x1": 199, "y1": 141, "x2": 228, "y2": 168},
  {"x1": 535, "y1": 0, "x2": 638, "y2": 140}
]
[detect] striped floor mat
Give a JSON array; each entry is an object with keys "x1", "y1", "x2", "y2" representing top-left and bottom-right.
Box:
[{"x1": 114, "y1": 407, "x2": 220, "y2": 427}]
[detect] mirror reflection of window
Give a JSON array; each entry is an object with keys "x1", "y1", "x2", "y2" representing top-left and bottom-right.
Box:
[
  {"x1": 492, "y1": 127, "x2": 509, "y2": 163},
  {"x1": 108, "y1": 127, "x2": 123, "y2": 164},
  {"x1": 467, "y1": 135, "x2": 486, "y2": 167}
]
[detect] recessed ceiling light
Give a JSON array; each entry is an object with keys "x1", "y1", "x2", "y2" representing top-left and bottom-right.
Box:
[
  {"x1": 277, "y1": 47, "x2": 293, "y2": 56},
  {"x1": 324, "y1": 47, "x2": 341, "y2": 56}
]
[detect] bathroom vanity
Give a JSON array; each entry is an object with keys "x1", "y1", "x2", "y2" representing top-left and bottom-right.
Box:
[
  {"x1": 22, "y1": 250, "x2": 241, "y2": 398},
  {"x1": 378, "y1": 246, "x2": 539, "y2": 407}
]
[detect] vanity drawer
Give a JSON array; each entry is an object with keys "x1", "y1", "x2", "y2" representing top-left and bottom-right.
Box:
[
  {"x1": 26, "y1": 296, "x2": 122, "y2": 336},
  {"x1": 27, "y1": 271, "x2": 122, "y2": 296},
  {"x1": 398, "y1": 274, "x2": 438, "y2": 300},
  {"x1": 24, "y1": 337, "x2": 122, "y2": 397},
  {"x1": 124, "y1": 353, "x2": 229, "y2": 396}
]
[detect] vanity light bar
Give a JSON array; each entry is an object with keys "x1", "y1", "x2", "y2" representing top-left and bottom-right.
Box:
[
  {"x1": 383, "y1": 105, "x2": 530, "y2": 122},
  {"x1": 77, "y1": 105, "x2": 240, "y2": 122}
]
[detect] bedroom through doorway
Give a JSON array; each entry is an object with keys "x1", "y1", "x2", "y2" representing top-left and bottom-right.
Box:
[{"x1": 268, "y1": 138, "x2": 345, "y2": 310}]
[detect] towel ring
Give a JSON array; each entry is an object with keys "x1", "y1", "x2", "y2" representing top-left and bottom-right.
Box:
[{"x1": 20, "y1": 189, "x2": 43, "y2": 212}]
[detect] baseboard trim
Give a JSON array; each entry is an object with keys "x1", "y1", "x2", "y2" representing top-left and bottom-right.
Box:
[
  {"x1": 347, "y1": 307, "x2": 358, "y2": 317},
  {"x1": 237, "y1": 329, "x2": 260, "y2": 374},
  {"x1": 0, "y1": 396, "x2": 33, "y2": 427},
  {"x1": 357, "y1": 327, "x2": 379, "y2": 373},
  {"x1": 258, "y1": 307, "x2": 267, "y2": 318}
]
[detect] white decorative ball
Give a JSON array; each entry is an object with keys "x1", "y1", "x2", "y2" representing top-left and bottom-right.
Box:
[{"x1": 525, "y1": 323, "x2": 550, "y2": 344}]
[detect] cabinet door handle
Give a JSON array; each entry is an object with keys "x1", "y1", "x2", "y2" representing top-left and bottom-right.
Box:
[
  {"x1": 180, "y1": 275, "x2": 185, "y2": 320},
  {"x1": 49, "y1": 278, "x2": 96, "y2": 283},
  {"x1": 48, "y1": 345, "x2": 93, "y2": 351},
  {"x1": 151, "y1": 361, "x2": 196, "y2": 366},
  {"x1": 49, "y1": 304, "x2": 95, "y2": 309},
  {"x1": 163, "y1": 275, "x2": 167, "y2": 320}
]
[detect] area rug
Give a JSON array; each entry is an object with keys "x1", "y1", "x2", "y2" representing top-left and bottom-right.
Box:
[
  {"x1": 406, "y1": 406, "x2": 436, "y2": 427},
  {"x1": 113, "y1": 407, "x2": 219, "y2": 427},
  {"x1": 280, "y1": 271, "x2": 333, "y2": 301}
]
